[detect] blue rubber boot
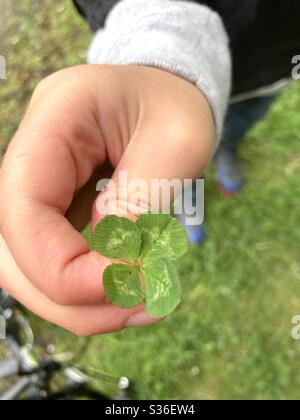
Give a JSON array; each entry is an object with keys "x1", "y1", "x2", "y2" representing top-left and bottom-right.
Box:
[
  {"x1": 175, "y1": 182, "x2": 206, "y2": 245},
  {"x1": 214, "y1": 150, "x2": 244, "y2": 196},
  {"x1": 176, "y1": 213, "x2": 206, "y2": 245}
]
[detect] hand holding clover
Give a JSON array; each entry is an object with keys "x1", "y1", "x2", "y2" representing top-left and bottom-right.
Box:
[{"x1": 0, "y1": 65, "x2": 214, "y2": 335}]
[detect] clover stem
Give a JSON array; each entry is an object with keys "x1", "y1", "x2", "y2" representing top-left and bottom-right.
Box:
[{"x1": 138, "y1": 270, "x2": 145, "y2": 289}]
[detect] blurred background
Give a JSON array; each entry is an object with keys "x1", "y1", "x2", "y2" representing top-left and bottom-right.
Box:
[{"x1": 1, "y1": 0, "x2": 300, "y2": 400}]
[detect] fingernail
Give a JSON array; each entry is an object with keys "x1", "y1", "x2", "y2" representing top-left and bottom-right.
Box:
[{"x1": 125, "y1": 311, "x2": 163, "y2": 328}]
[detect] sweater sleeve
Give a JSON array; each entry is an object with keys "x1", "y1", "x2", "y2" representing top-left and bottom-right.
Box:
[{"x1": 86, "y1": 0, "x2": 232, "y2": 145}]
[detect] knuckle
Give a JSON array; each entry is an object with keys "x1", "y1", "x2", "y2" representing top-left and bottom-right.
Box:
[
  {"x1": 33, "y1": 73, "x2": 62, "y2": 96},
  {"x1": 44, "y1": 275, "x2": 78, "y2": 307},
  {"x1": 164, "y1": 118, "x2": 199, "y2": 152},
  {"x1": 32, "y1": 67, "x2": 84, "y2": 100}
]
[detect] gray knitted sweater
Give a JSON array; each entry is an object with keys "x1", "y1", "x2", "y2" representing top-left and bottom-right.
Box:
[
  {"x1": 87, "y1": 0, "x2": 231, "y2": 143},
  {"x1": 74, "y1": 0, "x2": 300, "y2": 142}
]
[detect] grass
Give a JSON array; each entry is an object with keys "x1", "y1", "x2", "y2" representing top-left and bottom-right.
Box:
[{"x1": 1, "y1": 0, "x2": 300, "y2": 400}]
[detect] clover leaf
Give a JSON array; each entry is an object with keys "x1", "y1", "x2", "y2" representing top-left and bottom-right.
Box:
[
  {"x1": 137, "y1": 213, "x2": 188, "y2": 260},
  {"x1": 93, "y1": 213, "x2": 188, "y2": 318},
  {"x1": 142, "y1": 259, "x2": 181, "y2": 318},
  {"x1": 93, "y1": 215, "x2": 141, "y2": 261},
  {"x1": 103, "y1": 264, "x2": 144, "y2": 308}
]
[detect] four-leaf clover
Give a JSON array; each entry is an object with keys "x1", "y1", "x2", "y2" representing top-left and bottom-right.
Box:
[{"x1": 93, "y1": 214, "x2": 188, "y2": 318}]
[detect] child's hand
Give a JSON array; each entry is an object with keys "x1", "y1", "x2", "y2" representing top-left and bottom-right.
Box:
[{"x1": 0, "y1": 65, "x2": 214, "y2": 335}]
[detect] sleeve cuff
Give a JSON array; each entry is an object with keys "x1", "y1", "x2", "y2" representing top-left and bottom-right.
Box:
[{"x1": 87, "y1": 0, "x2": 232, "y2": 145}]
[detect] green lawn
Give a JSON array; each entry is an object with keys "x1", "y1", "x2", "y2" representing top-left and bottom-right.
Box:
[{"x1": 1, "y1": 0, "x2": 300, "y2": 400}]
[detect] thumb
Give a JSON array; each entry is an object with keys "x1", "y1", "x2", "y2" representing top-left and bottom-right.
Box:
[{"x1": 92, "y1": 97, "x2": 214, "y2": 228}]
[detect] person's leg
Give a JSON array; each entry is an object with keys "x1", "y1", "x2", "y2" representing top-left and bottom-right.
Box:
[
  {"x1": 176, "y1": 181, "x2": 206, "y2": 245},
  {"x1": 179, "y1": 95, "x2": 278, "y2": 244},
  {"x1": 176, "y1": 212, "x2": 206, "y2": 245},
  {"x1": 215, "y1": 95, "x2": 278, "y2": 195}
]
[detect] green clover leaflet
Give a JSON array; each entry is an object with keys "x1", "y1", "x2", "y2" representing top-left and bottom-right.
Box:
[{"x1": 93, "y1": 214, "x2": 188, "y2": 317}]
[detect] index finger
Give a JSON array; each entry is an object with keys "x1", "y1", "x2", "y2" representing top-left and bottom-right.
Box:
[{"x1": 0, "y1": 86, "x2": 108, "y2": 306}]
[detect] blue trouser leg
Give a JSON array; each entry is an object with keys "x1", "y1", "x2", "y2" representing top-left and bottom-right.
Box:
[
  {"x1": 180, "y1": 95, "x2": 278, "y2": 243},
  {"x1": 214, "y1": 95, "x2": 279, "y2": 194},
  {"x1": 219, "y1": 95, "x2": 278, "y2": 154}
]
